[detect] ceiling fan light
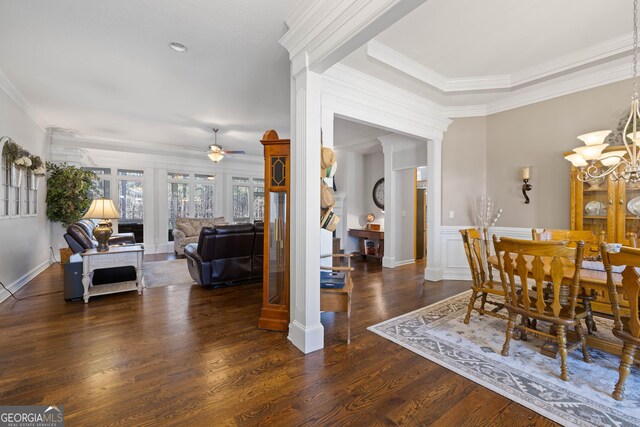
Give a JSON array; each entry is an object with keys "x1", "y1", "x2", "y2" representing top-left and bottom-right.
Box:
[{"x1": 208, "y1": 152, "x2": 224, "y2": 163}]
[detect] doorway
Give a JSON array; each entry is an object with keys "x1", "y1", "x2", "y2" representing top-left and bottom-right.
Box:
[{"x1": 415, "y1": 166, "x2": 427, "y2": 261}]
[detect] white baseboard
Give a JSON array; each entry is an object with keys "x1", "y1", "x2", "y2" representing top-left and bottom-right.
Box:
[
  {"x1": 288, "y1": 320, "x2": 325, "y2": 354},
  {"x1": 0, "y1": 259, "x2": 51, "y2": 304},
  {"x1": 395, "y1": 259, "x2": 415, "y2": 267}
]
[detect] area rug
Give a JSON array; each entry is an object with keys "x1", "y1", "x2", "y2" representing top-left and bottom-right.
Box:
[
  {"x1": 144, "y1": 259, "x2": 195, "y2": 288},
  {"x1": 368, "y1": 291, "x2": 640, "y2": 427}
]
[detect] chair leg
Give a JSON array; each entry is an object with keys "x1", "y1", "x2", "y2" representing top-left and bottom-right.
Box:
[
  {"x1": 479, "y1": 292, "x2": 488, "y2": 314},
  {"x1": 582, "y1": 297, "x2": 597, "y2": 335},
  {"x1": 463, "y1": 291, "x2": 478, "y2": 324},
  {"x1": 346, "y1": 292, "x2": 352, "y2": 345},
  {"x1": 519, "y1": 316, "x2": 529, "y2": 342},
  {"x1": 557, "y1": 325, "x2": 569, "y2": 381},
  {"x1": 613, "y1": 343, "x2": 637, "y2": 401},
  {"x1": 501, "y1": 313, "x2": 517, "y2": 357},
  {"x1": 574, "y1": 321, "x2": 592, "y2": 363}
]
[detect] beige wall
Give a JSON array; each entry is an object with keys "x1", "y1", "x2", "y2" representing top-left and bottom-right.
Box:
[
  {"x1": 486, "y1": 79, "x2": 630, "y2": 228},
  {"x1": 442, "y1": 116, "x2": 486, "y2": 226}
]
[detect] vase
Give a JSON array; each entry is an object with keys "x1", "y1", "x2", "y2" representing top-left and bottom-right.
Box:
[
  {"x1": 10, "y1": 164, "x2": 24, "y2": 188},
  {"x1": 28, "y1": 171, "x2": 37, "y2": 190},
  {"x1": 34, "y1": 175, "x2": 42, "y2": 190}
]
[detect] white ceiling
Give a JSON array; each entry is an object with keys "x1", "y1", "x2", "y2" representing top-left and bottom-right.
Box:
[
  {"x1": 1, "y1": 0, "x2": 635, "y2": 154},
  {"x1": 0, "y1": 0, "x2": 295, "y2": 156},
  {"x1": 340, "y1": 0, "x2": 633, "y2": 110}
]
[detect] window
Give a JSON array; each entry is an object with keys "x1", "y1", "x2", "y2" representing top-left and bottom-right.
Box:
[
  {"x1": 167, "y1": 172, "x2": 216, "y2": 240},
  {"x1": 168, "y1": 172, "x2": 189, "y2": 230},
  {"x1": 0, "y1": 153, "x2": 8, "y2": 217},
  {"x1": 193, "y1": 174, "x2": 216, "y2": 218},
  {"x1": 118, "y1": 169, "x2": 144, "y2": 222},
  {"x1": 82, "y1": 167, "x2": 111, "y2": 199},
  {"x1": 22, "y1": 171, "x2": 38, "y2": 216},
  {"x1": 232, "y1": 176, "x2": 263, "y2": 223}
]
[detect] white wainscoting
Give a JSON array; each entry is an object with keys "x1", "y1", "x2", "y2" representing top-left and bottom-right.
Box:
[{"x1": 441, "y1": 226, "x2": 533, "y2": 281}]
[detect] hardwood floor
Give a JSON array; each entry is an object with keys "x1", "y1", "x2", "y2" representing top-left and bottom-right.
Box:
[{"x1": 0, "y1": 256, "x2": 556, "y2": 426}]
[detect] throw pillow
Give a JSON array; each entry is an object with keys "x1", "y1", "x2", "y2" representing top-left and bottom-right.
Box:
[{"x1": 176, "y1": 222, "x2": 197, "y2": 237}]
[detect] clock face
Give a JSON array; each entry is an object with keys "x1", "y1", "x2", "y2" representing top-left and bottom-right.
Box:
[{"x1": 373, "y1": 178, "x2": 384, "y2": 209}]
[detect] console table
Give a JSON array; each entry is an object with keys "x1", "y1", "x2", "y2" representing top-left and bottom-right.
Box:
[
  {"x1": 348, "y1": 229, "x2": 384, "y2": 260},
  {"x1": 81, "y1": 245, "x2": 145, "y2": 303}
]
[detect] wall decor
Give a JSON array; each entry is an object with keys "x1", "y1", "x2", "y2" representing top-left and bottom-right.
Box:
[{"x1": 373, "y1": 177, "x2": 384, "y2": 210}]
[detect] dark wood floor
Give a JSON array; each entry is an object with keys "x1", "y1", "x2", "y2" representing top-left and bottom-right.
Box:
[{"x1": 0, "y1": 256, "x2": 556, "y2": 426}]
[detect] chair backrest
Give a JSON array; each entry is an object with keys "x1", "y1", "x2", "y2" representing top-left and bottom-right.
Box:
[
  {"x1": 493, "y1": 236, "x2": 584, "y2": 319},
  {"x1": 459, "y1": 228, "x2": 495, "y2": 288},
  {"x1": 532, "y1": 228, "x2": 601, "y2": 255},
  {"x1": 626, "y1": 231, "x2": 638, "y2": 248},
  {"x1": 600, "y1": 244, "x2": 640, "y2": 338}
]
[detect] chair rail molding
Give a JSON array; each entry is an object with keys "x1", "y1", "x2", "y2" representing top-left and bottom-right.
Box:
[{"x1": 441, "y1": 225, "x2": 534, "y2": 281}]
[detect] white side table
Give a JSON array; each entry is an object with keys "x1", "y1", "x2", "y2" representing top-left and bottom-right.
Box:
[{"x1": 81, "y1": 245, "x2": 145, "y2": 303}]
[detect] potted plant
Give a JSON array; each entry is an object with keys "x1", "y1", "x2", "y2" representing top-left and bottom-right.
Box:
[
  {"x1": 1, "y1": 138, "x2": 29, "y2": 187},
  {"x1": 29, "y1": 155, "x2": 46, "y2": 189},
  {"x1": 46, "y1": 162, "x2": 98, "y2": 226}
]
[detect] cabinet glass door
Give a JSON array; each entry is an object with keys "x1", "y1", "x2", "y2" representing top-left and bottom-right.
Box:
[
  {"x1": 579, "y1": 172, "x2": 612, "y2": 239},
  {"x1": 267, "y1": 192, "x2": 287, "y2": 305},
  {"x1": 620, "y1": 179, "x2": 640, "y2": 243}
]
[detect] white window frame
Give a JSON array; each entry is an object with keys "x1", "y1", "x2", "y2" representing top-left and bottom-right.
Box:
[
  {"x1": 0, "y1": 151, "x2": 9, "y2": 218},
  {"x1": 167, "y1": 171, "x2": 217, "y2": 231},
  {"x1": 231, "y1": 176, "x2": 264, "y2": 224},
  {"x1": 117, "y1": 169, "x2": 145, "y2": 224},
  {"x1": 21, "y1": 169, "x2": 38, "y2": 217}
]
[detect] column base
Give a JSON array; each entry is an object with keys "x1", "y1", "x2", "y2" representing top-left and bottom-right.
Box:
[
  {"x1": 424, "y1": 266, "x2": 443, "y2": 282},
  {"x1": 288, "y1": 320, "x2": 324, "y2": 354}
]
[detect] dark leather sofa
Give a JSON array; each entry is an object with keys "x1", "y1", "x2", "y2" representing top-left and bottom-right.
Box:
[
  {"x1": 185, "y1": 223, "x2": 263, "y2": 286},
  {"x1": 64, "y1": 219, "x2": 136, "y2": 254}
]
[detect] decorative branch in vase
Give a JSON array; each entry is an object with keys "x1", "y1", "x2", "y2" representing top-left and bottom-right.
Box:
[{"x1": 472, "y1": 196, "x2": 503, "y2": 230}]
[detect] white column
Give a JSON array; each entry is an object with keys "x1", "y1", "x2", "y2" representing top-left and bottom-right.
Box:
[
  {"x1": 425, "y1": 137, "x2": 443, "y2": 281},
  {"x1": 380, "y1": 139, "x2": 396, "y2": 268},
  {"x1": 288, "y1": 66, "x2": 324, "y2": 354},
  {"x1": 320, "y1": 108, "x2": 335, "y2": 266}
]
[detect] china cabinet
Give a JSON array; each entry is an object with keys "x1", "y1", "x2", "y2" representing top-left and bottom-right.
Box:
[{"x1": 569, "y1": 146, "x2": 640, "y2": 244}]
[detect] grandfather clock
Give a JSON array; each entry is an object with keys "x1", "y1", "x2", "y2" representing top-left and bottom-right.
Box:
[{"x1": 258, "y1": 130, "x2": 290, "y2": 331}]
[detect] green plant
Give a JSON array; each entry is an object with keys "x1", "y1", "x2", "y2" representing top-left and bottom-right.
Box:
[
  {"x1": 1, "y1": 138, "x2": 21, "y2": 163},
  {"x1": 29, "y1": 155, "x2": 46, "y2": 175},
  {"x1": 45, "y1": 162, "x2": 98, "y2": 226}
]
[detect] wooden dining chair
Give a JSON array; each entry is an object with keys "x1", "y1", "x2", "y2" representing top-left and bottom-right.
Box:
[
  {"x1": 459, "y1": 228, "x2": 507, "y2": 324},
  {"x1": 625, "y1": 231, "x2": 638, "y2": 248},
  {"x1": 600, "y1": 244, "x2": 640, "y2": 401},
  {"x1": 532, "y1": 228, "x2": 602, "y2": 335},
  {"x1": 493, "y1": 236, "x2": 592, "y2": 381},
  {"x1": 320, "y1": 253, "x2": 355, "y2": 344}
]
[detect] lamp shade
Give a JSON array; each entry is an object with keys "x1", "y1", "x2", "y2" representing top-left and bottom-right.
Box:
[
  {"x1": 565, "y1": 153, "x2": 588, "y2": 167},
  {"x1": 573, "y1": 144, "x2": 608, "y2": 161},
  {"x1": 577, "y1": 130, "x2": 611, "y2": 146},
  {"x1": 599, "y1": 150, "x2": 627, "y2": 167},
  {"x1": 83, "y1": 198, "x2": 120, "y2": 220}
]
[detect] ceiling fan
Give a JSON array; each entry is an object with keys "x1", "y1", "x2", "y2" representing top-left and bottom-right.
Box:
[{"x1": 207, "y1": 128, "x2": 245, "y2": 163}]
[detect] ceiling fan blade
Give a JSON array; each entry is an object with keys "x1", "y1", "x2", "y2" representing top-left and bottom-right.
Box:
[{"x1": 221, "y1": 150, "x2": 246, "y2": 154}]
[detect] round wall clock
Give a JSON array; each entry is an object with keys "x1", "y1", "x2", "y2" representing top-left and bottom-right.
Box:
[{"x1": 373, "y1": 178, "x2": 384, "y2": 210}]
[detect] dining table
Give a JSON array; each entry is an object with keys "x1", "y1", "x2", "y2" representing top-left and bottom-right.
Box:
[{"x1": 487, "y1": 254, "x2": 633, "y2": 360}]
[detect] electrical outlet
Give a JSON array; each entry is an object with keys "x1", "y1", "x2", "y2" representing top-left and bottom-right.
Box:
[
  {"x1": 449, "y1": 210, "x2": 455, "y2": 219},
  {"x1": 401, "y1": 210, "x2": 406, "y2": 217}
]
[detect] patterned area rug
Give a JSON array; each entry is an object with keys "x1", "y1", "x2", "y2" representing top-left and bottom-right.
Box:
[
  {"x1": 368, "y1": 291, "x2": 640, "y2": 427},
  {"x1": 144, "y1": 259, "x2": 195, "y2": 288}
]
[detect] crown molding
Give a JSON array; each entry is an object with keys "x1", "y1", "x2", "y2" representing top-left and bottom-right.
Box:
[
  {"x1": 443, "y1": 105, "x2": 488, "y2": 118},
  {"x1": 367, "y1": 34, "x2": 633, "y2": 93},
  {"x1": 280, "y1": 0, "x2": 427, "y2": 76},
  {"x1": 51, "y1": 133, "x2": 264, "y2": 166},
  {"x1": 485, "y1": 62, "x2": 631, "y2": 115},
  {"x1": 0, "y1": 67, "x2": 48, "y2": 132},
  {"x1": 324, "y1": 64, "x2": 451, "y2": 137}
]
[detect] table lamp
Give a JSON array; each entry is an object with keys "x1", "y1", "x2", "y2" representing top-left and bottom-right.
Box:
[{"x1": 82, "y1": 198, "x2": 120, "y2": 251}]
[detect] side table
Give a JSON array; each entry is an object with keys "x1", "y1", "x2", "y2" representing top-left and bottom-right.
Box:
[{"x1": 81, "y1": 245, "x2": 145, "y2": 303}]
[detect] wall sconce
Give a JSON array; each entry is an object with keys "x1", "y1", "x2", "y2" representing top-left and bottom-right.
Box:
[{"x1": 521, "y1": 167, "x2": 532, "y2": 204}]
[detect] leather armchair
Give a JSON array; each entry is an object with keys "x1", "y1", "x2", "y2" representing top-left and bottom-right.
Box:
[
  {"x1": 64, "y1": 220, "x2": 136, "y2": 254},
  {"x1": 185, "y1": 223, "x2": 262, "y2": 286}
]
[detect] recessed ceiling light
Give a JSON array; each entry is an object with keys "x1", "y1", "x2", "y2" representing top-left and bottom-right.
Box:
[{"x1": 169, "y1": 42, "x2": 187, "y2": 52}]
